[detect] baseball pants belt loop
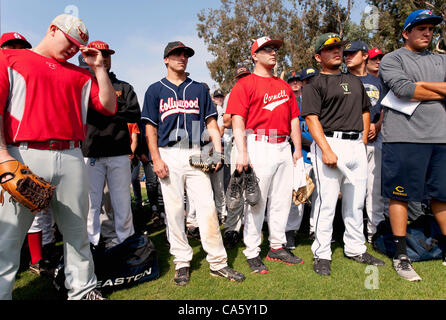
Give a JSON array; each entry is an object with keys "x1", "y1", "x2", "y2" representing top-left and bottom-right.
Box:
[
  {"x1": 325, "y1": 131, "x2": 361, "y2": 140},
  {"x1": 12, "y1": 140, "x2": 80, "y2": 150},
  {"x1": 253, "y1": 134, "x2": 289, "y2": 143}
]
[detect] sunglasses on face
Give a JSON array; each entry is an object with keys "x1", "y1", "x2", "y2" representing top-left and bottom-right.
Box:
[{"x1": 257, "y1": 46, "x2": 279, "y2": 53}]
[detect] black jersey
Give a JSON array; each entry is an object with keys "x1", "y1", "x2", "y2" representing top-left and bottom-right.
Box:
[{"x1": 301, "y1": 72, "x2": 370, "y2": 132}]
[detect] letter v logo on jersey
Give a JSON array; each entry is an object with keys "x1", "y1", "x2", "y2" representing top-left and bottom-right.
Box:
[{"x1": 262, "y1": 90, "x2": 289, "y2": 111}]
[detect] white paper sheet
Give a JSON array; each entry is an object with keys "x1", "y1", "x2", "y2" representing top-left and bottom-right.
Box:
[{"x1": 381, "y1": 90, "x2": 420, "y2": 116}]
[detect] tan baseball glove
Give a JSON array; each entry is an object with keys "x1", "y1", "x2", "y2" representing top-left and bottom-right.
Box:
[
  {"x1": 292, "y1": 174, "x2": 315, "y2": 205},
  {"x1": 0, "y1": 160, "x2": 55, "y2": 213}
]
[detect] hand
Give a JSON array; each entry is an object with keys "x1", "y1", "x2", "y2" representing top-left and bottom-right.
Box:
[
  {"x1": 79, "y1": 46, "x2": 105, "y2": 70},
  {"x1": 322, "y1": 149, "x2": 338, "y2": 169},
  {"x1": 153, "y1": 158, "x2": 169, "y2": 179},
  {"x1": 368, "y1": 123, "x2": 378, "y2": 141},
  {"x1": 292, "y1": 149, "x2": 303, "y2": 165},
  {"x1": 140, "y1": 154, "x2": 149, "y2": 164},
  {"x1": 236, "y1": 151, "x2": 249, "y2": 173}
]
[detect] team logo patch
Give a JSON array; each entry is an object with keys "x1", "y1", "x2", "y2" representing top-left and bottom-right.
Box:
[
  {"x1": 46, "y1": 62, "x2": 56, "y2": 70},
  {"x1": 115, "y1": 91, "x2": 122, "y2": 97},
  {"x1": 393, "y1": 186, "x2": 407, "y2": 197},
  {"x1": 340, "y1": 83, "x2": 351, "y2": 95}
]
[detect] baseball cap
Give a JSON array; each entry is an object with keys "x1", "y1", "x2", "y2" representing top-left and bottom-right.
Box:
[
  {"x1": 235, "y1": 64, "x2": 250, "y2": 79},
  {"x1": 314, "y1": 33, "x2": 347, "y2": 53},
  {"x1": 368, "y1": 48, "x2": 384, "y2": 59},
  {"x1": 87, "y1": 41, "x2": 115, "y2": 55},
  {"x1": 51, "y1": 14, "x2": 89, "y2": 47},
  {"x1": 287, "y1": 71, "x2": 300, "y2": 82},
  {"x1": 343, "y1": 41, "x2": 369, "y2": 54},
  {"x1": 403, "y1": 9, "x2": 443, "y2": 31},
  {"x1": 299, "y1": 67, "x2": 319, "y2": 81},
  {"x1": 164, "y1": 41, "x2": 195, "y2": 58},
  {"x1": 0, "y1": 32, "x2": 32, "y2": 48},
  {"x1": 213, "y1": 89, "x2": 224, "y2": 97},
  {"x1": 251, "y1": 36, "x2": 283, "y2": 56}
]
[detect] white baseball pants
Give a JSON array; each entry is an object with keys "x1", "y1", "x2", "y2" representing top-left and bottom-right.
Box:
[
  {"x1": 311, "y1": 136, "x2": 368, "y2": 260},
  {"x1": 158, "y1": 146, "x2": 228, "y2": 271},
  {"x1": 243, "y1": 135, "x2": 293, "y2": 260},
  {"x1": 365, "y1": 143, "x2": 386, "y2": 237},
  {"x1": 85, "y1": 155, "x2": 134, "y2": 246}
]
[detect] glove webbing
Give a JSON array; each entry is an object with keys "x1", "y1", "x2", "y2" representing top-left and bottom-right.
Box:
[{"x1": 16, "y1": 177, "x2": 54, "y2": 209}]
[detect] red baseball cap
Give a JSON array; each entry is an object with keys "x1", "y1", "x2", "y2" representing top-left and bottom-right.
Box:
[
  {"x1": 368, "y1": 48, "x2": 384, "y2": 59},
  {"x1": 251, "y1": 36, "x2": 283, "y2": 56},
  {"x1": 0, "y1": 32, "x2": 32, "y2": 48},
  {"x1": 87, "y1": 41, "x2": 115, "y2": 55}
]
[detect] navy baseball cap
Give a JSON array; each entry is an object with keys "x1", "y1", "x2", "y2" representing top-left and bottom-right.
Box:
[
  {"x1": 299, "y1": 67, "x2": 319, "y2": 81},
  {"x1": 164, "y1": 41, "x2": 195, "y2": 58},
  {"x1": 213, "y1": 89, "x2": 224, "y2": 97},
  {"x1": 403, "y1": 9, "x2": 443, "y2": 31},
  {"x1": 343, "y1": 41, "x2": 369, "y2": 54}
]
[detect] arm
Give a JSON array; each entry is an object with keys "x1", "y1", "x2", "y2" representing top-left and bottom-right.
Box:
[
  {"x1": 206, "y1": 117, "x2": 223, "y2": 171},
  {"x1": 232, "y1": 115, "x2": 249, "y2": 173},
  {"x1": 223, "y1": 114, "x2": 232, "y2": 129},
  {"x1": 305, "y1": 115, "x2": 338, "y2": 168},
  {"x1": 368, "y1": 109, "x2": 384, "y2": 141},
  {"x1": 129, "y1": 132, "x2": 138, "y2": 160},
  {"x1": 0, "y1": 117, "x2": 15, "y2": 163},
  {"x1": 146, "y1": 123, "x2": 169, "y2": 179},
  {"x1": 290, "y1": 117, "x2": 303, "y2": 165},
  {"x1": 80, "y1": 47, "x2": 117, "y2": 114},
  {"x1": 413, "y1": 81, "x2": 446, "y2": 101},
  {"x1": 362, "y1": 111, "x2": 370, "y2": 145}
]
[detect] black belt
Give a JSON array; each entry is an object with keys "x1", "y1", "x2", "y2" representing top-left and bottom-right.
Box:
[{"x1": 325, "y1": 131, "x2": 360, "y2": 140}]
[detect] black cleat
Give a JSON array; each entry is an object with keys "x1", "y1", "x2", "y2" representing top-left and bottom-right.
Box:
[
  {"x1": 210, "y1": 266, "x2": 245, "y2": 282},
  {"x1": 313, "y1": 258, "x2": 331, "y2": 276},
  {"x1": 285, "y1": 230, "x2": 297, "y2": 250},
  {"x1": 348, "y1": 252, "x2": 385, "y2": 266},
  {"x1": 223, "y1": 230, "x2": 240, "y2": 249},
  {"x1": 226, "y1": 170, "x2": 245, "y2": 211},
  {"x1": 243, "y1": 166, "x2": 260, "y2": 206},
  {"x1": 247, "y1": 256, "x2": 269, "y2": 274},
  {"x1": 266, "y1": 247, "x2": 304, "y2": 265},
  {"x1": 174, "y1": 267, "x2": 190, "y2": 286}
]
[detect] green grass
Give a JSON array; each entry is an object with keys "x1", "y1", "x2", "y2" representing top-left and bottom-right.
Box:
[{"x1": 11, "y1": 187, "x2": 446, "y2": 300}]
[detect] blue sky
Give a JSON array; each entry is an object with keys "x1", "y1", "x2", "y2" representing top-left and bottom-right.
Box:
[{"x1": 0, "y1": 0, "x2": 368, "y2": 106}]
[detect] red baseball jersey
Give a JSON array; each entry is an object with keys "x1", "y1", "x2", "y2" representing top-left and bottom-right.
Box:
[
  {"x1": 226, "y1": 73, "x2": 299, "y2": 136},
  {"x1": 0, "y1": 49, "x2": 116, "y2": 144}
]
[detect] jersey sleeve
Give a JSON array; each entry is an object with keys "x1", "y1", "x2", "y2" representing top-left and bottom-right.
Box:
[
  {"x1": 203, "y1": 86, "x2": 217, "y2": 120},
  {"x1": 0, "y1": 52, "x2": 10, "y2": 117},
  {"x1": 379, "y1": 52, "x2": 416, "y2": 99},
  {"x1": 360, "y1": 81, "x2": 372, "y2": 112},
  {"x1": 301, "y1": 80, "x2": 321, "y2": 118},
  {"x1": 226, "y1": 81, "x2": 249, "y2": 118},
  {"x1": 141, "y1": 85, "x2": 160, "y2": 126},
  {"x1": 88, "y1": 77, "x2": 117, "y2": 115}
]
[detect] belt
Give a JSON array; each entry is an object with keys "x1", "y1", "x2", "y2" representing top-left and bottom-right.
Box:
[
  {"x1": 325, "y1": 131, "x2": 360, "y2": 140},
  {"x1": 12, "y1": 140, "x2": 81, "y2": 150},
  {"x1": 254, "y1": 135, "x2": 288, "y2": 143}
]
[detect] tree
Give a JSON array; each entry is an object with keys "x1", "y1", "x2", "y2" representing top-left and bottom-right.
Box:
[{"x1": 197, "y1": 0, "x2": 356, "y2": 92}]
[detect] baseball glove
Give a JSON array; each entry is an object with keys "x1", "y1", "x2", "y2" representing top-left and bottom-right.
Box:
[
  {"x1": 189, "y1": 151, "x2": 225, "y2": 174},
  {"x1": 0, "y1": 160, "x2": 55, "y2": 213},
  {"x1": 292, "y1": 174, "x2": 315, "y2": 205}
]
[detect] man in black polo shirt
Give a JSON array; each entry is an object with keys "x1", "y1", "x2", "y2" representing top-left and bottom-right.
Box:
[{"x1": 301, "y1": 33, "x2": 385, "y2": 276}]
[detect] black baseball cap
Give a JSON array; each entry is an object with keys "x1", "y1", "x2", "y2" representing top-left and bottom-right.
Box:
[
  {"x1": 343, "y1": 41, "x2": 369, "y2": 54},
  {"x1": 287, "y1": 71, "x2": 300, "y2": 82},
  {"x1": 164, "y1": 41, "x2": 195, "y2": 58}
]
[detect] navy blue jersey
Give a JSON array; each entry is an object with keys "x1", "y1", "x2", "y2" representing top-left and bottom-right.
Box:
[
  {"x1": 141, "y1": 77, "x2": 217, "y2": 147},
  {"x1": 357, "y1": 74, "x2": 388, "y2": 123}
]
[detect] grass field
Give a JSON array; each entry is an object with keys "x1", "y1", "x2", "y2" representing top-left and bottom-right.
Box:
[{"x1": 11, "y1": 188, "x2": 446, "y2": 301}]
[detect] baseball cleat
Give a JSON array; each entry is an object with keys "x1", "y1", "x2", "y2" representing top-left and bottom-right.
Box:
[
  {"x1": 223, "y1": 230, "x2": 240, "y2": 249},
  {"x1": 81, "y1": 289, "x2": 107, "y2": 300},
  {"x1": 226, "y1": 170, "x2": 245, "y2": 211},
  {"x1": 313, "y1": 258, "x2": 331, "y2": 276},
  {"x1": 174, "y1": 267, "x2": 190, "y2": 286},
  {"x1": 348, "y1": 252, "x2": 385, "y2": 266},
  {"x1": 243, "y1": 166, "x2": 260, "y2": 206},
  {"x1": 285, "y1": 230, "x2": 297, "y2": 250},
  {"x1": 210, "y1": 266, "x2": 245, "y2": 282},
  {"x1": 392, "y1": 255, "x2": 422, "y2": 282},
  {"x1": 266, "y1": 247, "x2": 304, "y2": 265},
  {"x1": 247, "y1": 256, "x2": 269, "y2": 274}
]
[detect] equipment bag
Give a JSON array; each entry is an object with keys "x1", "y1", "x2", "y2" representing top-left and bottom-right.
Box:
[
  {"x1": 54, "y1": 233, "x2": 159, "y2": 297},
  {"x1": 373, "y1": 214, "x2": 444, "y2": 262}
]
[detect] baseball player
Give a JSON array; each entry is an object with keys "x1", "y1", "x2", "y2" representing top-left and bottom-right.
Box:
[
  {"x1": 142, "y1": 41, "x2": 245, "y2": 285},
  {"x1": 81, "y1": 40, "x2": 140, "y2": 249},
  {"x1": 366, "y1": 48, "x2": 384, "y2": 78},
  {"x1": 379, "y1": 9, "x2": 446, "y2": 281},
  {"x1": 285, "y1": 69, "x2": 317, "y2": 249},
  {"x1": 301, "y1": 33, "x2": 385, "y2": 276},
  {"x1": 0, "y1": 32, "x2": 57, "y2": 276},
  {"x1": 344, "y1": 41, "x2": 388, "y2": 243},
  {"x1": 0, "y1": 14, "x2": 117, "y2": 300},
  {"x1": 221, "y1": 64, "x2": 251, "y2": 249},
  {"x1": 226, "y1": 36, "x2": 304, "y2": 274}
]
